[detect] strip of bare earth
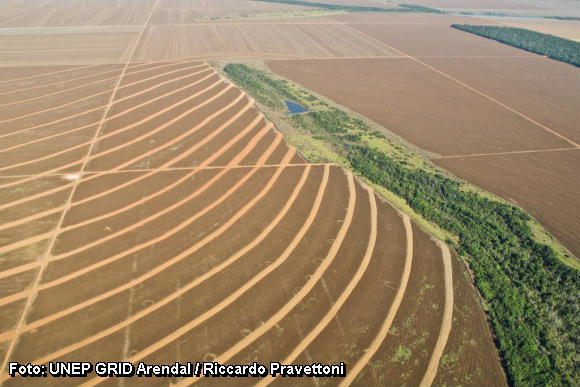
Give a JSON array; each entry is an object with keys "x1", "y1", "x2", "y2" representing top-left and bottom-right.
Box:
[{"x1": 221, "y1": 62, "x2": 580, "y2": 386}]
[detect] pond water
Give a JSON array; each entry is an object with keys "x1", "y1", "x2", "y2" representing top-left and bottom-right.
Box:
[{"x1": 285, "y1": 100, "x2": 309, "y2": 115}]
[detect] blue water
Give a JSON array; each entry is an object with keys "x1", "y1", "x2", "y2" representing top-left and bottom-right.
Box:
[{"x1": 285, "y1": 100, "x2": 309, "y2": 115}]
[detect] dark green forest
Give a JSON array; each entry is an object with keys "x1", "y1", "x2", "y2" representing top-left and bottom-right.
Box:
[
  {"x1": 452, "y1": 24, "x2": 580, "y2": 67},
  {"x1": 224, "y1": 63, "x2": 580, "y2": 387}
]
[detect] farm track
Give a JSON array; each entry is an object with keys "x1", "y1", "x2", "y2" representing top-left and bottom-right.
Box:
[{"x1": 0, "y1": 59, "x2": 452, "y2": 386}]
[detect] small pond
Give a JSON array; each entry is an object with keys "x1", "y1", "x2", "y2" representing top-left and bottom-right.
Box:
[{"x1": 285, "y1": 100, "x2": 310, "y2": 115}]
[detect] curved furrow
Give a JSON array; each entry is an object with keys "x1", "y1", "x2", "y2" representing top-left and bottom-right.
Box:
[
  {"x1": 0, "y1": 67, "x2": 212, "y2": 152},
  {"x1": 0, "y1": 61, "x2": 164, "y2": 108},
  {"x1": 0, "y1": 102, "x2": 259, "y2": 235},
  {"x1": 418, "y1": 240, "x2": 453, "y2": 387},
  {"x1": 0, "y1": 80, "x2": 228, "y2": 184},
  {"x1": 254, "y1": 183, "x2": 378, "y2": 387},
  {"x1": 0, "y1": 74, "x2": 220, "y2": 212},
  {"x1": 0, "y1": 66, "x2": 208, "y2": 152},
  {"x1": 173, "y1": 168, "x2": 355, "y2": 387},
  {"x1": 12, "y1": 164, "x2": 312, "y2": 374},
  {"x1": 77, "y1": 157, "x2": 321, "y2": 387},
  {"x1": 0, "y1": 118, "x2": 272, "y2": 289},
  {"x1": 0, "y1": 88, "x2": 244, "y2": 258},
  {"x1": 0, "y1": 66, "x2": 126, "y2": 99},
  {"x1": 0, "y1": 64, "x2": 102, "y2": 86},
  {"x1": 0, "y1": 135, "x2": 285, "y2": 334},
  {"x1": 338, "y1": 214, "x2": 414, "y2": 387},
  {"x1": 0, "y1": 62, "x2": 208, "y2": 135}
]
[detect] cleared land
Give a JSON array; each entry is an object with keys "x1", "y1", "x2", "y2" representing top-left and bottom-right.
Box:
[
  {"x1": 0, "y1": 60, "x2": 463, "y2": 387},
  {"x1": 132, "y1": 23, "x2": 397, "y2": 62},
  {"x1": 267, "y1": 12, "x2": 580, "y2": 257}
]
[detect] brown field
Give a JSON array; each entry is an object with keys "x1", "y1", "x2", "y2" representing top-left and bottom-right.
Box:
[
  {"x1": 268, "y1": 58, "x2": 573, "y2": 155},
  {"x1": 0, "y1": 56, "x2": 504, "y2": 386},
  {"x1": 132, "y1": 23, "x2": 397, "y2": 62},
  {"x1": 0, "y1": 31, "x2": 139, "y2": 66},
  {"x1": 266, "y1": 11, "x2": 580, "y2": 257}
]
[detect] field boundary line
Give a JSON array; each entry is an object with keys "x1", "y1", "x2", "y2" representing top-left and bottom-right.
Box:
[
  {"x1": 25, "y1": 164, "x2": 311, "y2": 374},
  {"x1": 0, "y1": 163, "x2": 328, "y2": 179},
  {"x1": 174, "y1": 166, "x2": 355, "y2": 387},
  {"x1": 255, "y1": 181, "x2": 378, "y2": 387},
  {"x1": 420, "y1": 239, "x2": 453, "y2": 386},
  {"x1": 339, "y1": 213, "x2": 413, "y2": 386},
  {"x1": 0, "y1": 129, "x2": 282, "y2": 344},
  {"x1": 0, "y1": 0, "x2": 162, "y2": 378},
  {"x1": 432, "y1": 147, "x2": 579, "y2": 159},
  {"x1": 339, "y1": 23, "x2": 580, "y2": 149}
]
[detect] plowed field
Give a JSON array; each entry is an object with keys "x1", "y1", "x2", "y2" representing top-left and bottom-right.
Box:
[{"x1": 0, "y1": 60, "x2": 467, "y2": 387}]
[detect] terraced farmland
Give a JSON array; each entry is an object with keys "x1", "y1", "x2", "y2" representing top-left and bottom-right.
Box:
[{"x1": 0, "y1": 61, "x2": 459, "y2": 386}]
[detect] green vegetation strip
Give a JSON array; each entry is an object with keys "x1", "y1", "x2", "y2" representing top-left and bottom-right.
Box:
[
  {"x1": 224, "y1": 63, "x2": 580, "y2": 387},
  {"x1": 452, "y1": 24, "x2": 580, "y2": 67},
  {"x1": 255, "y1": 0, "x2": 442, "y2": 13}
]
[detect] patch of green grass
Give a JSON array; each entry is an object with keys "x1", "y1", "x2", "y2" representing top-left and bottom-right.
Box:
[{"x1": 390, "y1": 345, "x2": 412, "y2": 363}]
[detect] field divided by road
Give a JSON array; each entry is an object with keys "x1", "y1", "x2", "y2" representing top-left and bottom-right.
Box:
[{"x1": 0, "y1": 60, "x2": 455, "y2": 387}]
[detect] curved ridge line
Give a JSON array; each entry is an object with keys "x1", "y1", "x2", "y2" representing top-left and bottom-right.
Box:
[
  {"x1": 418, "y1": 240, "x2": 453, "y2": 387},
  {"x1": 26, "y1": 163, "x2": 310, "y2": 370},
  {"x1": 0, "y1": 60, "x2": 179, "y2": 108},
  {"x1": 0, "y1": 93, "x2": 249, "y2": 234},
  {"x1": 41, "y1": 93, "x2": 249, "y2": 259},
  {"x1": 0, "y1": 61, "x2": 207, "y2": 133},
  {"x1": 0, "y1": 67, "x2": 212, "y2": 152},
  {"x1": 0, "y1": 130, "x2": 282, "y2": 333},
  {"x1": 0, "y1": 72, "x2": 221, "y2": 174},
  {"x1": 180, "y1": 167, "x2": 356, "y2": 387},
  {"x1": 0, "y1": 64, "x2": 103, "y2": 85},
  {"x1": 0, "y1": 80, "x2": 228, "y2": 185},
  {"x1": 0, "y1": 75, "x2": 222, "y2": 213},
  {"x1": 0, "y1": 66, "x2": 129, "y2": 98},
  {"x1": 339, "y1": 213, "x2": 414, "y2": 386},
  {"x1": 0, "y1": 89, "x2": 243, "y2": 260},
  {"x1": 0, "y1": 116, "x2": 270, "y2": 283},
  {"x1": 255, "y1": 182, "x2": 377, "y2": 387},
  {"x1": 81, "y1": 159, "x2": 324, "y2": 387}
]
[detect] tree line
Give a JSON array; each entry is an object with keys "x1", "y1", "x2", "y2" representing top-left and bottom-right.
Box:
[{"x1": 452, "y1": 24, "x2": 580, "y2": 67}]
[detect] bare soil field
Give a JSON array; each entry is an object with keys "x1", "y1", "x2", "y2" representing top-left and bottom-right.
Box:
[
  {"x1": 0, "y1": 58, "x2": 496, "y2": 387},
  {"x1": 0, "y1": 32, "x2": 139, "y2": 66},
  {"x1": 267, "y1": 58, "x2": 572, "y2": 155},
  {"x1": 333, "y1": 14, "x2": 534, "y2": 56},
  {"x1": 420, "y1": 55, "x2": 580, "y2": 143},
  {"x1": 131, "y1": 23, "x2": 397, "y2": 62},
  {"x1": 434, "y1": 149, "x2": 580, "y2": 257}
]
